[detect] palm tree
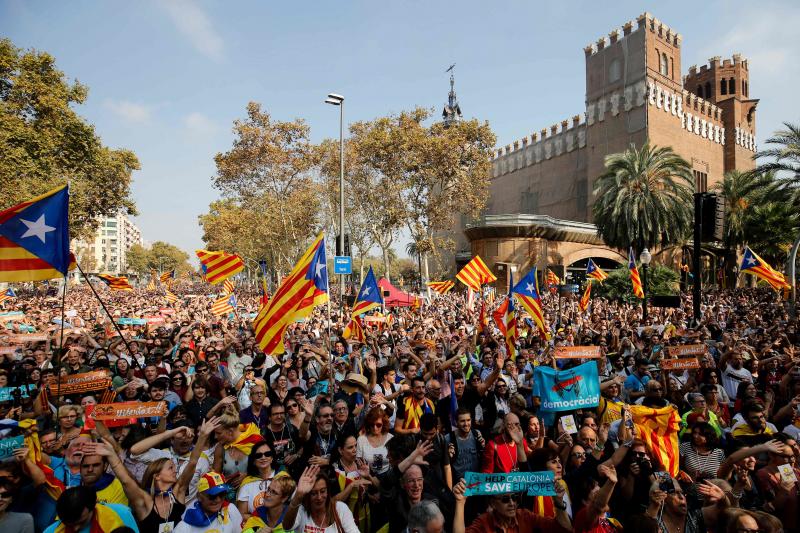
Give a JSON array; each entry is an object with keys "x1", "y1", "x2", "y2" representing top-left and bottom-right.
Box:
[
  {"x1": 592, "y1": 142, "x2": 694, "y2": 251},
  {"x1": 752, "y1": 122, "x2": 800, "y2": 199},
  {"x1": 405, "y1": 241, "x2": 422, "y2": 290},
  {"x1": 745, "y1": 201, "x2": 800, "y2": 266}
]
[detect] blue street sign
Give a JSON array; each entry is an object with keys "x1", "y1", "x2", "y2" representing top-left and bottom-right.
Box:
[{"x1": 334, "y1": 256, "x2": 352, "y2": 275}]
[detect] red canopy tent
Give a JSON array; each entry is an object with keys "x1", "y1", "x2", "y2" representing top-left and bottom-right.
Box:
[{"x1": 378, "y1": 278, "x2": 420, "y2": 307}]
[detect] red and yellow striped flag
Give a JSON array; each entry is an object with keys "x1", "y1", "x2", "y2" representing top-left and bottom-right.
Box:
[
  {"x1": 579, "y1": 280, "x2": 592, "y2": 312},
  {"x1": 456, "y1": 256, "x2": 496, "y2": 292},
  {"x1": 222, "y1": 279, "x2": 235, "y2": 295},
  {"x1": 740, "y1": 247, "x2": 791, "y2": 290},
  {"x1": 343, "y1": 316, "x2": 366, "y2": 343},
  {"x1": 586, "y1": 259, "x2": 609, "y2": 282},
  {"x1": 630, "y1": 405, "x2": 681, "y2": 476},
  {"x1": 97, "y1": 274, "x2": 133, "y2": 291},
  {"x1": 253, "y1": 234, "x2": 329, "y2": 355},
  {"x1": 164, "y1": 289, "x2": 179, "y2": 304},
  {"x1": 211, "y1": 293, "x2": 236, "y2": 316},
  {"x1": 628, "y1": 248, "x2": 644, "y2": 298},
  {"x1": 546, "y1": 269, "x2": 561, "y2": 287},
  {"x1": 195, "y1": 250, "x2": 244, "y2": 285},
  {"x1": 427, "y1": 281, "x2": 455, "y2": 294}
]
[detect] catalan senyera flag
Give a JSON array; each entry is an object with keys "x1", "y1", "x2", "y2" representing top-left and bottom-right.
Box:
[
  {"x1": 253, "y1": 234, "x2": 329, "y2": 355},
  {"x1": 195, "y1": 249, "x2": 244, "y2": 285},
  {"x1": 0, "y1": 185, "x2": 72, "y2": 282},
  {"x1": 351, "y1": 266, "x2": 382, "y2": 317},
  {"x1": 159, "y1": 270, "x2": 174, "y2": 283},
  {"x1": 628, "y1": 247, "x2": 644, "y2": 298},
  {"x1": 579, "y1": 280, "x2": 592, "y2": 312},
  {"x1": 740, "y1": 247, "x2": 791, "y2": 290},
  {"x1": 98, "y1": 274, "x2": 133, "y2": 291},
  {"x1": 211, "y1": 293, "x2": 237, "y2": 316},
  {"x1": 546, "y1": 269, "x2": 561, "y2": 288},
  {"x1": 456, "y1": 255, "x2": 497, "y2": 292},
  {"x1": 0, "y1": 287, "x2": 16, "y2": 304},
  {"x1": 145, "y1": 278, "x2": 155, "y2": 291},
  {"x1": 511, "y1": 267, "x2": 547, "y2": 337},
  {"x1": 222, "y1": 278, "x2": 235, "y2": 295},
  {"x1": 19, "y1": 419, "x2": 65, "y2": 499},
  {"x1": 258, "y1": 260, "x2": 270, "y2": 306},
  {"x1": 342, "y1": 316, "x2": 366, "y2": 343},
  {"x1": 164, "y1": 289, "x2": 179, "y2": 304},
  {"x1": 629, "y1": 405, "x2": 681, "y2": 476},
  {"x1": 427, "y1": 280, "x2": 455, "y2": 295},
  {"x1": 586, "y1": 259, "x2": 608, "y2": 282},
  {"x1": 502, "y1": 273, "x2": 517, "y2": 360}
]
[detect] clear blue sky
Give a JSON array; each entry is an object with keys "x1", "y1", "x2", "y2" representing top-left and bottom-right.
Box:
[{"x1": 2, "y1": 0, "x2": 797, "y2": 258}]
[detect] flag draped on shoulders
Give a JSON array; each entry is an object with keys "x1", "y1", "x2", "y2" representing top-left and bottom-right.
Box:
[
  {"x1": 343, "y1": 316, "x2": 366, "y2": 343},
  {"x1": 740, "y1": 247, "x2": 790, "y2": 290},
  {"x1": 225, "y1": 423, "x2": 263, "y2": 454},
  {"x1": 19, "y1": 419, "x2": 65, "y2": 499},
  {"x1": 586, "y1": 259, "x2": 608, "y2": 282},
  {"x1": 629, "y1": 405, "x2": 681, "y2": 476},
  {"x1": 98, "y1": 274, "x2": 133, "y2": 291},
  {"x1": 427, "y1": 280, "x2": 455, "y2": 294},
  {"x1": 253, "y1": 234, "x2": 328, "y2": 355},
  {"x1": 511, "y1": 268, "x2": 547, "y2": 337},
  {"x1": 628, "y1": 248, "x2": 644, "y2": 298},
  {"x1": 456, "y1": 255, "x2": 497, "y2": 292},
  {"x1": 351, "y1": 266, "x2": 382, "y2": 317},
  {"x1": 0, "y1": 185, "x2": 72, "y2": 282},
  {"x1": 579, "y1": 280, "x2": 592, "y2": 312},
  {"x1": 195, "y1": 250, "x2": 244, "y2": 285}
]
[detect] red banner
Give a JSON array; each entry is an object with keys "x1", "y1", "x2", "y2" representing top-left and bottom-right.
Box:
[
  {"x1": 48, "y1": 371, "x2": 111, "y2": 396},
  {"x1": 667, "y1": 344, "x2": 706, "y2": 357}
]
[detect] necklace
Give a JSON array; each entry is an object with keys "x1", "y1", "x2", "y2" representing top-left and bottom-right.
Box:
[{"x1": 500, "y1": 436, "x2": 518, "y2": 472}]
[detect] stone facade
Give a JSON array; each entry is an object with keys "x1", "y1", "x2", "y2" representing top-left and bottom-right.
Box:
[{"x1": 454, "y1": 12, "x2": 758, "y2": 284}]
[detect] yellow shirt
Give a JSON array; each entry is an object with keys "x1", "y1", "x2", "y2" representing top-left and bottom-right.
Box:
[
  {"x1": 96, "y1": 477, "x2": 129, "y2": 506},
  {"x1": 597, "y1": 397, "x2": 624, "y2": 425}
]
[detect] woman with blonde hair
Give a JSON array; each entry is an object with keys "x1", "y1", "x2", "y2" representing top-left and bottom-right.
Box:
[
  {"x1": 55, "y1": 404, "x2": 81, "y2": 449},
  {"x1": 241, "y1": 471, "x2": 297, "y2": 533},
  {"x1": 84, "y1": 417, "x2": 217, "y2": 533},
  {"x1": 212, "y1": 406, "x2": 263, "y2": 488}
]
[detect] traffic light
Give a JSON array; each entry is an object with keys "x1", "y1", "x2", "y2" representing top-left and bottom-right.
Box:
[{"x1": 335, "y1": 234, "x2": 351, "y2": 256}]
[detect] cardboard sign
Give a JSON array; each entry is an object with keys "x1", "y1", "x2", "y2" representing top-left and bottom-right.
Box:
[
  {"x1": 91, "y1": 401, "x2": 168, "y2": 420},
  {"x1": 560, "y1": 415, "x2": 578, "y2": 434},
  {"x1": 48, "y1": 371, "x2": 111, "y2": 396},
  {"x1": 777, "y1": 463, "x2": 798, "y2": 484},
  {"x1": 0, "y1": 436, "x2": 24, "y2": 461},
  {"x1": 0, "y1": 347, "x2": 17, "y2": 356},
  {"x1": 667, "y1": 344, "x2": 706, "y2": 357},
  {"x1": 554, "y1": 346, "x2": 602, "y2": 359},
  {"x1": 144, "y1": 316, "x2": 165, "y2": 324},
  {"x1": 660, "y1": 358, "x2": 701, "y2": 370},
  {"x1": 0, "y1": 334, "x2": 48, "y2": 344},
  {"x1": 464, "y1": 471, "x2": 556, "y2": 496}
]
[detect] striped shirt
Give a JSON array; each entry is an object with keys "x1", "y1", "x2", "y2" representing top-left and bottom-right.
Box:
[{"x1": 679, "y1": 442, "x2": 725, "y2": 480}]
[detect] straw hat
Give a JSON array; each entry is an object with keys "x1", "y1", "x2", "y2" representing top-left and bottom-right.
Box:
[{"x1": 341, "y1": 372, "x2": 370, "y2": 394}]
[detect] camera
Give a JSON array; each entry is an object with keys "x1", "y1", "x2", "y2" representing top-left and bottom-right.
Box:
[{"x1": 657, "y1": 473, "x2": 675, "y2": 494}]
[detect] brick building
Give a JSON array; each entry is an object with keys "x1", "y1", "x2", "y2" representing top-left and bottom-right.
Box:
[{"x1": 455, "y1": 12, "x2": 758, "y2": 288}]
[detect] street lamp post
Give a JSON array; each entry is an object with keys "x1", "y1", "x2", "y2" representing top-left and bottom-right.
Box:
[
  {"x1": 640, "y1": 248, "x2": 652, "y2": 322},
  {"x1": 325, "y1": 93, "x2": 345, "y2": 303}
]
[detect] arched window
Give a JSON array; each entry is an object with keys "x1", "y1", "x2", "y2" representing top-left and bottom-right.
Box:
[
  {"x1": 720, "y1": 79, "x2": 727, "y2": 95},
  {"x1": 704, "y1": 82, "x2": 711, "y2": 98},
  {"x1": 729, "y1": 78, "x2": 735, "y2": 94},
  {"x1": 660, "y1": 53, "x2": 669, "y2": 76}
]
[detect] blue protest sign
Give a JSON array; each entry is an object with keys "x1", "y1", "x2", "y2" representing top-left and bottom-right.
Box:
[
  {"x1": 464, "y1": 471, "x2": 556, "y2": 497},
  {"x1": 334, "y1": 256, "x2": 352, "y2": 275},
  {"x1": 0, "y1": 436, "x2": 24, "y2": 461},
  {"x1": 0, "y1": 384, "x2": 36, "y2": 403},
  {"x1": 117, "y1": 317, "x2": 147, "y2": 326},
  {"x1": 534, "y1": 361, "x2": 600, "y2": 412}
]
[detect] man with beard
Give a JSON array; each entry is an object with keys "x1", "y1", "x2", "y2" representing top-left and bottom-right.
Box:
[
  {"x1": 731, "y1": 401, "x2": 778, "y2": 445},
  {"x1": 261, "y1": 403, "x2": 302, "y2": 475},
  {"x1": 395, "y1": 377, "x2": 437, "y2": 435},
  {"x1": 78, "y1": 453, "x2": 127, "y2": 505},
  {"x1": 437, "y1": 353, "x2": 503, "y2": 432},
  {"x1": 301, "y1": 403, "x2": 337, "y2": 467},
  {"x1": 719, "y1": 351, "x2": 753, "y2": 404}
]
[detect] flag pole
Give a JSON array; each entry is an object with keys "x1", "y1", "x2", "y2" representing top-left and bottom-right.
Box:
[
  {"x1": 56, "y1": 274, "x2": 67, "y2": 367},
  {"x1": 75, "y1": 263, "x2": 140, "y2": 369}
]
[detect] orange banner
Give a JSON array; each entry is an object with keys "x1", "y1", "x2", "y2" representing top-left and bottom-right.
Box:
[
  {"x1": 48, "y1": 371, "x2": 111, "y2": 396},
  {"x1": 554, "y1": 346, "x2": 602, "y2": 359},
  {"x1": 667, "y1": 344, "x2": 706, "y2": 357},
  {"x1": 660, "y1": 358, "x2": 700, "y2": 370},
  {"x1": 0, "y1": 334, "x2": 49, "y2": 345},
  {"x1": 91, "y1": 401, "x2": 168, "y2": 420}
]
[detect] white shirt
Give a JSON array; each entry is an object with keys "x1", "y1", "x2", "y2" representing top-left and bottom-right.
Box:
[
  {"x1": 237, "y1": 475, "x2": 276, "y2": 514},
  {"x1": 289, "y1": 501, "x2": 359, "y2": 533},
  {"x1": 174, "y1": 504, "x2": 242, "y2": 533},
  {"x1": 130, "y1": 446, "x2": 211, "y2": 503},
  {"x1": 721, "y1": 364, "x2": 753, "y2": 402}
]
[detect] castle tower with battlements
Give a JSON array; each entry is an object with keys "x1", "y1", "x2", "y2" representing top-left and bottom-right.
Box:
[{"x1": 453, "y1": 12, "x2": 758, "y2": 287}]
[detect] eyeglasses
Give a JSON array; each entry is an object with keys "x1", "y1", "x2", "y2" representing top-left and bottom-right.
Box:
[
  {"x1": 196, "y1": 368, "x2": 209, "y2": 373},
  {"x1": 286, "y1": 403, "x2": 298, "y2": 409},
  {"x1": 498, "y1": 494, "x2": 519, "y2": 504},
  {"x1": 245, "y1": 368, "x2": 253, "y2": 372},
  {"x1": 251, "y1": 391, "x2": 265, "y2": 396},
  {"x1": 252, "y1": 451, "x2": 274, "y2": 459},
  {"x1": 0, "y1": 492, "x2": 11, "y2": 499},
  {"x1": 372, "y1": 423, "x2": 383, "y2": 428},
  {"x1": 572, "y1": 452, "x2": 588, "y2": 459},
  {"x1": 204, "y1": 492, "x2": 225, "y2": 500},
  {"x1": 318, "y1": 413, "x2": 333, "y2": 418},
  {"x1": 334, "y1": 406, "x2": 348, "y2": 412}
]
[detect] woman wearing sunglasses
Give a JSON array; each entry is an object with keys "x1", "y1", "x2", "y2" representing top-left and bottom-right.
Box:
[
  {"x1": 237, "y1": 441, "x2": 278, "y2": 522},
  {"x1": 169, "y1": 370, "x2": 192, "y2": 403}
]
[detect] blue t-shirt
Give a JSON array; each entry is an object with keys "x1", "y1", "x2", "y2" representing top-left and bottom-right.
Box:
[
  {"x1": 623, "y1": 373, "x2": 650, "y2": 393},
  {"x1": 36, "y1": 456, "x2": 82, "y2": 530},
  {"x1": 44, "y1": 503, "x2": 139, "y2": 533}
]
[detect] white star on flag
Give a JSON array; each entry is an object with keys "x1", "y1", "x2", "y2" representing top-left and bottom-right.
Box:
[
  {"x1": 315, "y1": 260, "x2": 326, "y2": 279},
  {"x1": 20, "y1": 214, "x2": 56, "y2": 243},
  {"x1": 525, "y1": 283, "x2": 535, "y2": 293},
  {"x1": 746, "y1": 256, "x2": 756, "y2": 265},
  {"x1": 362, "y1": 287, "x2": 370, "y2": 296}
]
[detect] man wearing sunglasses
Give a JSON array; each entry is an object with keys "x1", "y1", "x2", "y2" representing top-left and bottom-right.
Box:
[{"x1": 175, "y1": 471, "x2": 242, "y2": 533}]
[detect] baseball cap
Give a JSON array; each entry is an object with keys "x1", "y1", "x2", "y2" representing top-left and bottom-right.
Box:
[{"x1": 198, "y1": 471, "x2": 229, "y2": 496}]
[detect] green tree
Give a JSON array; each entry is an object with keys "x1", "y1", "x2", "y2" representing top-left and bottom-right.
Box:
[
  {"x1": 752, "y1": 122, "x2": 800, "y2": 200},
  {"x1": 593, "y1": 265, "x2": 680, "y2": 303},
  {"x1": 0, "y1": 39, "x2": 139, "y2": 238},
  {"x1": 125, "y1": 242, "x2": 190, "y2": 276},
  {"x1": 125, "y1": 244, "x2": 151, "y2": 275},
  {"x1": 744, "y1": 201, "x2": 799, "y2": 266},
  {"x1": 592, "y1": 142, "x2": 694, "y2": 251}
]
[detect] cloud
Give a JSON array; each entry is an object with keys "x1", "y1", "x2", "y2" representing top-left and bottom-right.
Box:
[
  {"x1": 184, "y1": 112, "x2": 216, "y2": 136},
  {"x1": 103, "y1": 99, "x2": 152, "y2": 123},
  {"x1": 160, "y1": 0, "x2": 224, "y2": 61}
]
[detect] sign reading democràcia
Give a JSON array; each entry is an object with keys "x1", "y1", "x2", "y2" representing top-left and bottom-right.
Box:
[
  {"x1": 534, "y1": 361, "x2": 600, "y2": 412},
  {"x1": 0, "y1": 436, "x2": 24, "y2": 461},
  {"x1": 464, "y1": 471, "x2": 556, "y2": 497}
]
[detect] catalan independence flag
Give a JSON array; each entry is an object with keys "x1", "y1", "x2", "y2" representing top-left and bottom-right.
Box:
[
  {"x1": 343, "y1": 316, "x2": 366, "y2": 343},
  {"x1": 211, "y1": 293, "x2": 237, "y2": 316},
  {"x1": 222, "y1": 278, "x2": 235, "y2": 295},
  {"x1": 98, "y1": 274, "x2": 133, "y2": 291},
  {"x1": 253, "y1": 234, "x2": 329, "y2": 355},
  {"x1": 427, "y1": 281, "x2": 455, "y2": 294},
  {"x1": 351, "y1": 266, "x2": 382, "y2": 317},
  {"x1": 164, "y1": 289, "x2": 179, "y2": 304},
  {"x1": 160, "y1": 270, "x2": 174, "y2": 283},
  {"x1": 195, "y1": 250, "x2": 244, "y2": 285},
  {"x1": 586, "y1": 259, "x2": 608, "y2": 282},
  {"x1": 0, "y1": 185, "x2": 71, "y2": 282},
  {"x1": 579, "y1": 280, "x2": 592, "y2": 312},
  {"x1": 0, "y1": 287, "x2": 16, "y2": 304},
  {"x1": 740, "y1": 247, "x2": 791, "y2": 290},
  {"x1": 629, "y1": 405, "x2": 681, "y2": 476},
  {"x1": 628, "y1": 247, "x2": 644, "y2": 298},
  {"x1": 456, "y1": 255, "x2": 496, "y2": 292},
  {"x1": 511, "y1": 267, "x2": 547, "y2": 337}
]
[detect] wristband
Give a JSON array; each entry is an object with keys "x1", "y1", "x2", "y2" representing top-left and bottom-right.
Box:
[{"x1": 553, "y1": 502, "x2": 567, "y2": 510}]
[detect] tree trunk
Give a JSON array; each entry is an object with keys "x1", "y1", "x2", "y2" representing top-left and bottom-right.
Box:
[
  {"x1": 382, "y1": 247, "x2": 391, "y2": 283},
  {"x1": 422, "y1": 253, "x2": 431, "y2": 299}
]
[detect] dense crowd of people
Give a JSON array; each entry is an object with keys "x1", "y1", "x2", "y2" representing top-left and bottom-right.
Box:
[{"x1": 0, "y1": 278, "x2": 798, "y2": 533}]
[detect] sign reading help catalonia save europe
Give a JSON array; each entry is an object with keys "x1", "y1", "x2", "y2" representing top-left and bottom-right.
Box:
[
  {"x1": 534, "y1": 361, "x2": 600, "y2": 412},
  {"x1": 464, "y1": 471, "x2": 556, "y2": 497}
]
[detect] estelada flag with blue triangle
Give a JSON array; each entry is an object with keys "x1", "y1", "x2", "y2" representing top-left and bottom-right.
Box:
[
  {"x1": 0, "y1": 185, "x2": 71, "y2": 282},
  {"x1": 586, "y1": 258, "x2": 609, "y2": 282},
  {"x1": 740, "y1": 247, "x2": 791, "y2": 290},
  {"x1": 0, "y1": 287, "x2": 16, "y2": 304},
  {"x1": 351, "y1": 266, "x2": 383, "y2": 317},
  {"x1": 511, "y1": 267, "x2": 547, "y2": 337}
]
